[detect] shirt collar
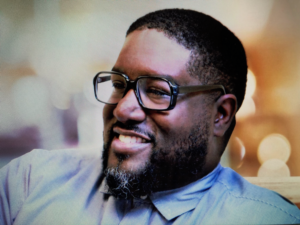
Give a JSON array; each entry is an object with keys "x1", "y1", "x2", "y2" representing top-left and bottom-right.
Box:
[
  {"x1": 150, "y1": 164, "x2": 222, "y2": 221},
  {"x1": 99, "y1": 179, "x2": 110, "y2": 194}
]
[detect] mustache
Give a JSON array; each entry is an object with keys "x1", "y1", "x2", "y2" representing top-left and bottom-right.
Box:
[
  {"x1": 111, "y1": 121, "x2": 156, "y2": 143},
  {"x1": 101, "y1": 121, "x2": 157, "y2": 171}
]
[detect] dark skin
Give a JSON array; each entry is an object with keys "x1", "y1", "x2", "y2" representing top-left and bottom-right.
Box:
[{"x1": 103, "y1": 29, "x2": 237, "y2": 191}]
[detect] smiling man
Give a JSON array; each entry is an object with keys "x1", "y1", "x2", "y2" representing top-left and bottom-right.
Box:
[
  {"x1": 101, "y1": 28, "x2": 221, "y2": 199},
  {"x1": 1, "y1": 9, "x2": 300, "y2": 225}
]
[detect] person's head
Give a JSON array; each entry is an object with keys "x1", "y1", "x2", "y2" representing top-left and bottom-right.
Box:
[{"x1": 98, "y1": 9, "x2": 247, "y2": 199}]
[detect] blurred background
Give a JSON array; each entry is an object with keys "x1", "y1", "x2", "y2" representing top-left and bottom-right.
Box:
[{"x1": 0, "y1": 0, "x2": 300, "y2": 178}]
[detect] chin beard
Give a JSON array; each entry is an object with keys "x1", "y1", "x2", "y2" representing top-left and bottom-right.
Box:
[
  {"x1": 101, "y1": 121, "x2": 209, "y2": 199},
  {"x1": 104, "y1": 162, "x2": 156, "y2": 199}
]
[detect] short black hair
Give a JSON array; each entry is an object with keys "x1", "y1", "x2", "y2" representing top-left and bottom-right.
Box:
[{"x1": 127, "y1": 8, "x2": 247, "y2": 110}]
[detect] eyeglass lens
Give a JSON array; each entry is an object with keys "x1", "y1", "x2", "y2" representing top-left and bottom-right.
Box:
[{"x1": 95, "y1": 73, "x2": 172, "y2": 110}]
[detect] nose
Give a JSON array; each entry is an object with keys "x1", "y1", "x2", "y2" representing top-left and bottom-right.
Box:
[{"x1": 113, "y1": 89, "x2": 146, "y2": 123}]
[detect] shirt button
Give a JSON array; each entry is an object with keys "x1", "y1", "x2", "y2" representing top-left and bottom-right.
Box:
[{"x1": 140, "y1": 195, "x2": 147, "y2": 200}]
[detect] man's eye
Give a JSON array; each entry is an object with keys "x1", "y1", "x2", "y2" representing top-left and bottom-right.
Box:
[
  {"x1": 112, "y1": 82, "x2": 125, "y2": 89},
  {"x1": 146, "y1": 88, "x2": 170, "y2": 97}
]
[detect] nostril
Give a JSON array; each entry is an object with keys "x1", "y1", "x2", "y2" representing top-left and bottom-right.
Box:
[{"x1": 113, "y1": 94, "x2": 146, "y2": 123}]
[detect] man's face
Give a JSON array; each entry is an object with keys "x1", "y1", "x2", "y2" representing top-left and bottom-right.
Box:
[{"x1": 102, "y1": 29, "x2": 215, "y2": 197}]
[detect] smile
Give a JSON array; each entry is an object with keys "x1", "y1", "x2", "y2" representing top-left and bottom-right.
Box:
[
  {"x1": 119, "y1": 134, "x2": 147, "y2": 144},
  {"x1": 110, "y1": 126, "x2": 153, "y2": 155}
]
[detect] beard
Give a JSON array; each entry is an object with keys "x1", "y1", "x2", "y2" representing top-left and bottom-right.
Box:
[{"x1": 101, "y1": 121, "x2": 209, "y2": 199}]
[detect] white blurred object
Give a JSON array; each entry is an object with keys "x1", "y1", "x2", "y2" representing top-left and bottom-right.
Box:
[
  {"x1": 245, "y1": 70, "x2": 257, "y2": 98},
  {"x1": 258, "y1": 133, "x2": 291, "y2": 164},
  {"x1": 11, "y1": 76, "x2": 65, "y2": 149},
  {"x1": 236, "y1": 69, "x2": 257, "y2": 121},
  {"x1": 12, "y1": 76, "x2": 51, "y2": 126},
  {"x1": 236, "y1": 96, "x2": 256, "y2": 120},
  {"x1": 232, "y1": 137, "x2": 246, "y2": 168},
  {"x1": 258, "y1": 158, "x2": 290, "y2": 177},
  {"x1": 77, "y1": 108, "x2": 104, "y2": 149},
  {"x1": 51, "y1": 85, "x2": 71, "y2": 110}
]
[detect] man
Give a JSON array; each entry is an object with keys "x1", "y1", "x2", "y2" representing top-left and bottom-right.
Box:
[{"x1": 1, "y1": 9, "x2": 300, "y2": 224}]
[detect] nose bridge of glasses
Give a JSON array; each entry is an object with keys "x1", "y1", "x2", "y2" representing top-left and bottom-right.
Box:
[
  {"x1": 122, "y1": 79, "x2": 140, "y2": 101},
  {"x1": 121, "y1": 79, "x2": 138, "y2": 99},
  {"x1": 126, "y1": 79, "x2": 137, "y2": 90}
]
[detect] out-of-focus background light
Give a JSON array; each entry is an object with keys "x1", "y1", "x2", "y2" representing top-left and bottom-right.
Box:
[
  {"x1": 223, "y1": 137, "x2": 246, "y2": 170},
  {"x1": 236, "y1": 69, "x2": 257, "y2": 120},
  {"x1": 258, "y1": 133, "x2": 291, "y2": 164},
  {"x1": 1, "y1": 0, "x2": 300, "y2": 180},
  {"x1": 257, "y1": 133, "x2": 291, "y2": 177},
  {"x1": 258, "y1": 159, "x2": 290, "y2": 177}
]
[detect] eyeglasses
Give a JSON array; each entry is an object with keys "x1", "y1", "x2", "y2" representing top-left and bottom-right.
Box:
[{"x1": 93, "y1": 71, "x2": 226, "y2": 111}]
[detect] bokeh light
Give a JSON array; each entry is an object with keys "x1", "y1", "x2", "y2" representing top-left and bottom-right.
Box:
[
  {"x1": 245, "y1": 70, "x2": 257, "y2": 98},
  {"x1": 258, "y1": 158, "x2": 290, "y2": 177},
  {"x1": 236, "y1": 69, "x2": 257, "y2": 121},
  {"x1": 77, "y1": 108, "x2": 103, "y2": 148},
  {"x1": 236, "y1": 96, "x2": 256, "y2": 120},
  {"x1": 50, "y1": 86, "x2": 71, "y2": 110},
  {"x1": 223, "y1": 137, "x2": 246, "y2": 169},
  {"x1": 258, "y1": 133, "x2": 291, "y2": 164},
  {"x1": 11, "y1": 76, "x2": 51, "y2": 126}
]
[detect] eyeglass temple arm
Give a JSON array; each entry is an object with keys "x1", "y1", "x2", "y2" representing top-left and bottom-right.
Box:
[
  {"x1": 95, "y1": 75, "x2": 226, "y2": 95},
  {"x1": 178, "y1": 85, "x2": 226, "y2": 95},
  {"x1": 96, "y1": 75, "x2": 111, "y2": 83}
]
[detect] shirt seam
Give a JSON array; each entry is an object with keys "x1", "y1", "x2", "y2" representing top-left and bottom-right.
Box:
[
  {"x1": 152, "y1": 165, "x2": 222, "y2": 220},
  {"x1": 217, "y1": 180, "x2": 300, "y2": 221}
]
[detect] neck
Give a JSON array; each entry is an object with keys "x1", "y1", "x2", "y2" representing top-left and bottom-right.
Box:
[{"x1": 152, "y1": 158, "x2": 220, "y2": 192}]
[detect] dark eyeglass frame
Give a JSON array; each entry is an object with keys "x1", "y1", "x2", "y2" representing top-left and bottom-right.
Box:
[{"x1": 93, "y1": 71, "x2": 226, "y2": 111}]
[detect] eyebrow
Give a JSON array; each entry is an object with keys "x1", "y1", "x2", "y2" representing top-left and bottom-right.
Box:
[
  {"x1": 111, "y1": 67, "x2": 123, "y2": 73},
  {"x1": 111, "y1": 67, "x2": 181, "y2": 86}
]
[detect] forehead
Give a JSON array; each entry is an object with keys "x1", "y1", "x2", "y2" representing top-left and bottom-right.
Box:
[{"x1": 113, "y1": 29, "x2": 198, "y2": 85}]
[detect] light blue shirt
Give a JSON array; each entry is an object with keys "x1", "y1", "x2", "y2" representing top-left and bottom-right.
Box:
[{"x1": 1, "y1": 149, "x2": 300, "y2": 224}]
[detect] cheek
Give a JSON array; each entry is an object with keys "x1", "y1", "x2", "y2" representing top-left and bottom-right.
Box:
[
  {"x1": 103, "y1": 105, "x2": 116, "y2": 142},
  {"x1": 103, "y1": 105, "x2": 115, "y2": 126},
  {"x1": 151, "y1": 110, "x2": 193, "y2": 141},
  {"x1": 152, "y1": 100, "x2": 209, "y2": 140},
  {"x1": 107, "y1": 148, "x2": 119, "y2": 168}
]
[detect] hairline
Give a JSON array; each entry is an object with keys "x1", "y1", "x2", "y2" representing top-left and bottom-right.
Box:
[{"x1": 126, "y1": 27, "x2": 210, "y2": 81}]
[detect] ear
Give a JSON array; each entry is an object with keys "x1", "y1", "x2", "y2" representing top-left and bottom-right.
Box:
[{"x1": 213, "y1": 94, "x2": 237, "y2": 137}]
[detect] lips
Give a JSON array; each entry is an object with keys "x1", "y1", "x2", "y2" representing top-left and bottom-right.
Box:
[
  {"x1": 113, "y1": 126, "x2": 152, "y2": 142},
  {"x1": 111, "y1": 127, "x2": 152, "y2": 154},
  {"x1": 119, "y1": 134, "x2": 147, "y2": 143}
]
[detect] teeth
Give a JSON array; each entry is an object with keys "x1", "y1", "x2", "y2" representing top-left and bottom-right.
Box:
[
  {"x1": 131, "y1": 136, "x2": 136, "y2": 143},
  {"x1": 119, "y1": 135, "x2": 146, "y2": 143}
]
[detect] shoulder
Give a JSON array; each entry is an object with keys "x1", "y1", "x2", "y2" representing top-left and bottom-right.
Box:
[
  {"x1": 213, "y1": 167, "x2": 300, "y2": 223},
  {"x1": 0, "y1": 148, "x2": 101, "y2": 223},
  {"x1": 1, "y1": 148, "x2": 102, "y2": 190},
  {"x1": 7, "y1": 148, "x2": 101, "y2": 169}
]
